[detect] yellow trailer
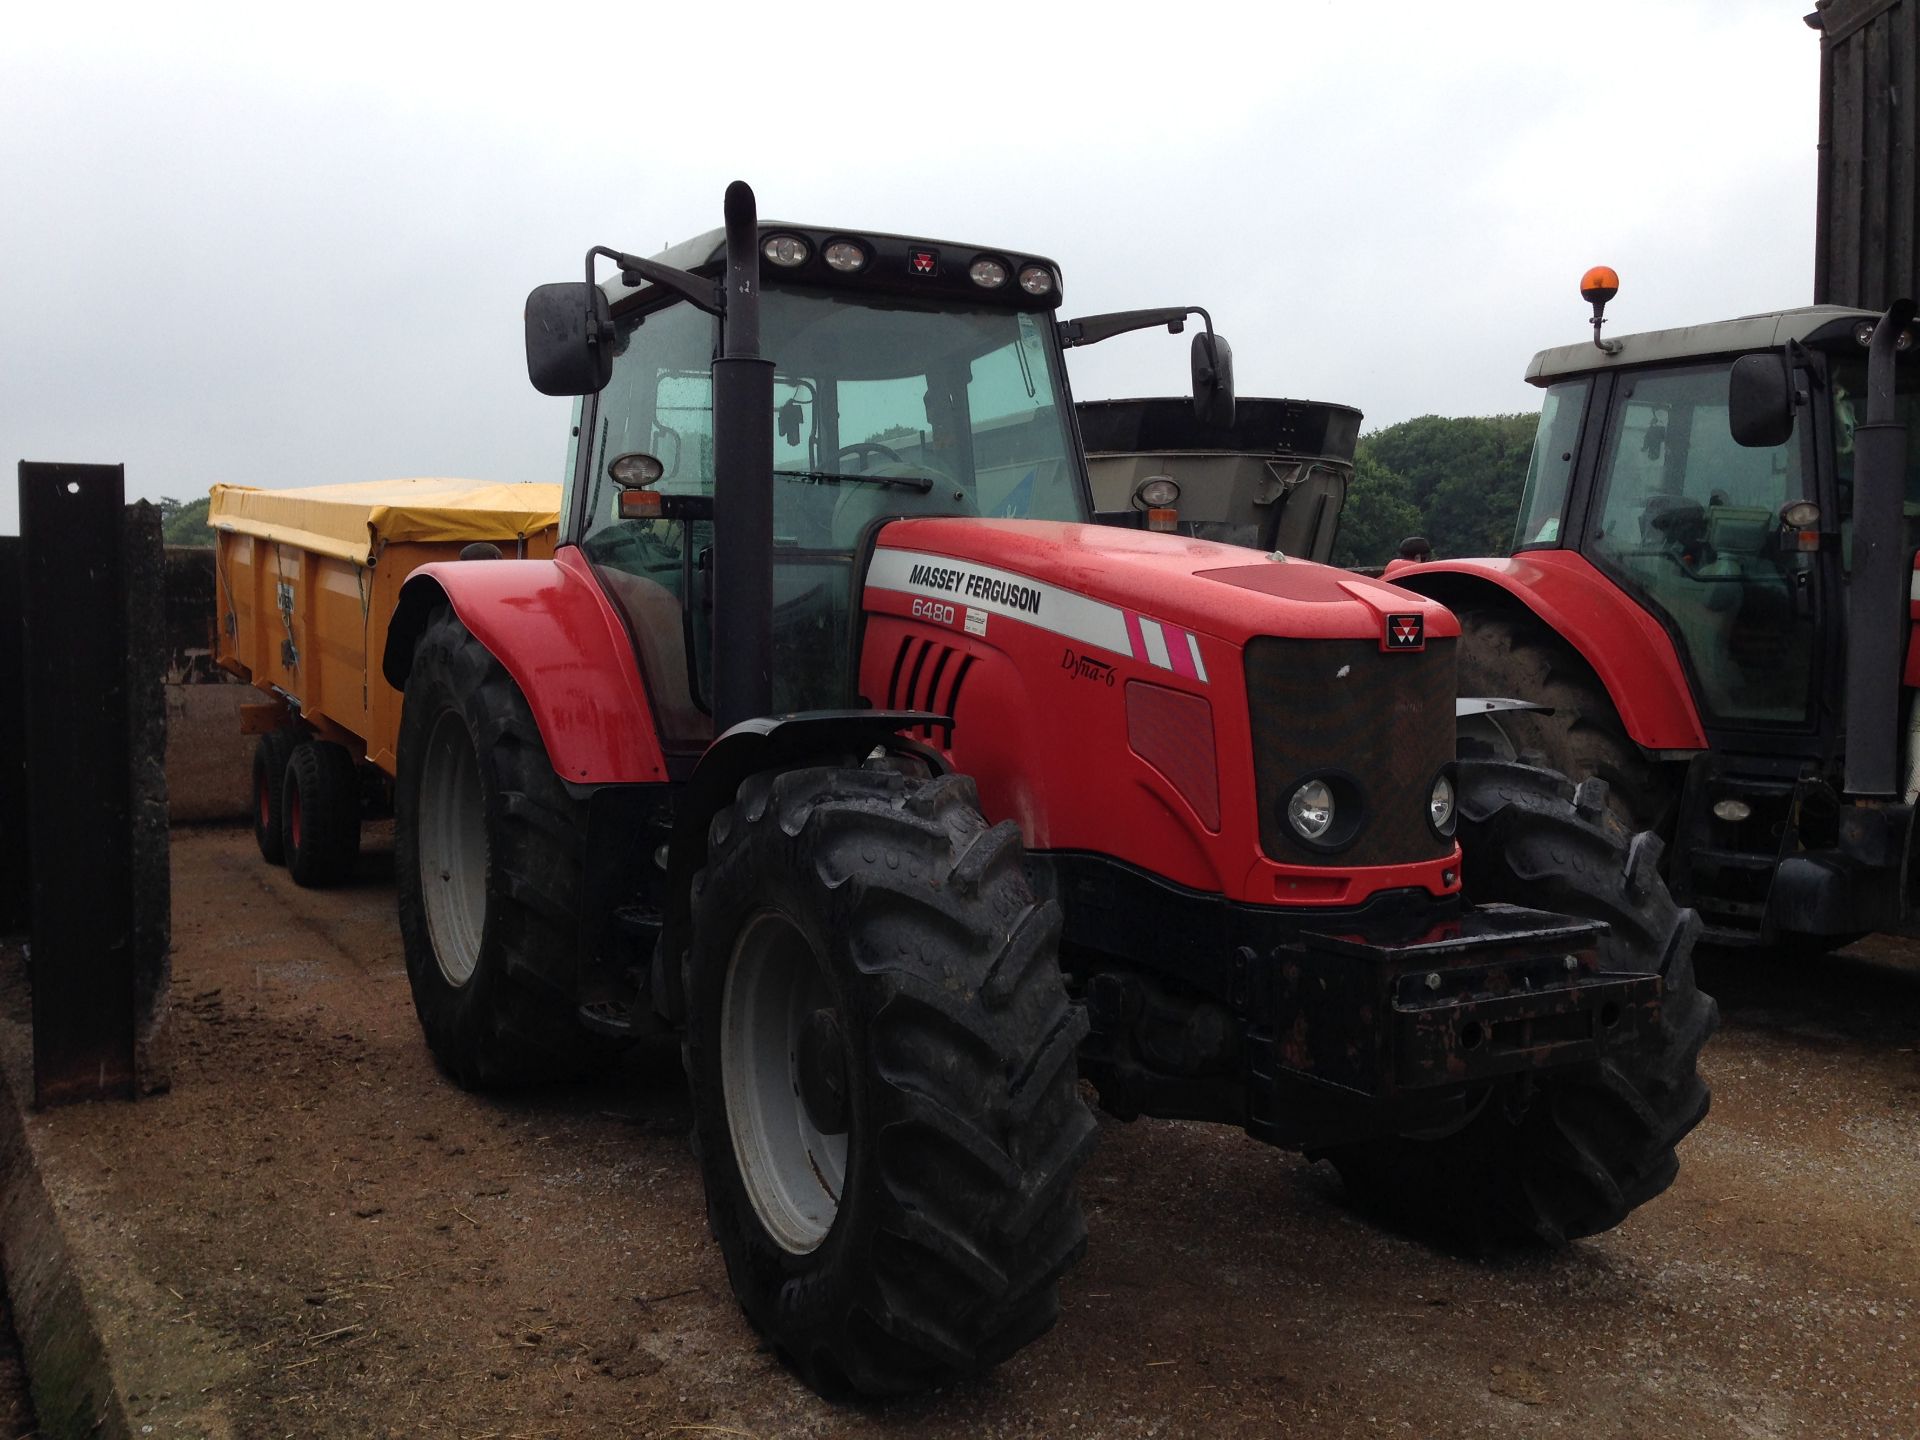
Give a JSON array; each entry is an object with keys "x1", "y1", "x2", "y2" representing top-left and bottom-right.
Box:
[{"x1": 211, "y1": 478, "x2": 560, "y2": 883}]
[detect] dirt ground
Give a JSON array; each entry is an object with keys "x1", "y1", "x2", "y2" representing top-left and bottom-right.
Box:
[
  {"x1": 11, "y1": 822, "x2": 1920, "y2": 1438},
  {"x1": 0, "y1": 1294, "x2": 36, "y2": 1439}
]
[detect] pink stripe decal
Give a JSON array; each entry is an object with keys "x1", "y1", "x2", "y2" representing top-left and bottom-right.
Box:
[
  {"x1": 1166, "y1": 627, "x2": 1199, "y2": 680},
  {"x1": 1122, "y1": 610, "x2": 1148, "y2": 663}
]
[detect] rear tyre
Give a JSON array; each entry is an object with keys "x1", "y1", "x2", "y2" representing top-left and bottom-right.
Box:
[
  {"x1": 1321, "y1": 759, "x2": 1718, "y2": 1246},
  {"x1": 251, "y1": 729, "x2": 300, "y2": 864},
  {"x1": 685, "y1": 765, "x2": 1096, "y2": 1396},
  {"x1": 395, "y1": 608, "x2": 609, "y2": 1089},
  {"x1": 282, "y1": 741, "x2": 363, "y2": 887},
  {"x1": 1452, "y1": 604, "x2": 1678, "y2": 835}
]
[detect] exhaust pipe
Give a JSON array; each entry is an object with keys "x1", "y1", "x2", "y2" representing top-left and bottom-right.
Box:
[{"x1": 710, "y1": 180, "x2": 775, "y2": 731}]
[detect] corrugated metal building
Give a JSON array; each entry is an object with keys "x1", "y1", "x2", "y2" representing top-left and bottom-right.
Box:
[{"x1": 1813, "y1": 0, "x2": 1919, "y2": 308}]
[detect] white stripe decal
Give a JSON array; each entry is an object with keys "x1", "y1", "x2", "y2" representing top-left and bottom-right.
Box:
[
  {"x1": 1186, "y1": 630, "x2": 1209, "y2": 683},
  {"x1": 1139, "y1": 616, "x2": 1172, "y2": 670},
  {"x1": 865, "y1": 547, "x2": 1133, "y2": 656},
  {"x1": 1911, "y1": 569, "x2": 1920, "y2": 603}
]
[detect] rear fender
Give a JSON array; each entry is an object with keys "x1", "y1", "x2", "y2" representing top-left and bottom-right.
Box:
[
  {"x1": 384, "y1": 547, "x2": 669, "y2": 785},
  {"x1": 1383, "y1": 552, "x2": 1707, "y2": 752}
]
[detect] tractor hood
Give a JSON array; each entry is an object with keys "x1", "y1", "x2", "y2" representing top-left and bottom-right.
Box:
[{"x1": 866, "y1": 517, "x2": 1457, "y2": 654}]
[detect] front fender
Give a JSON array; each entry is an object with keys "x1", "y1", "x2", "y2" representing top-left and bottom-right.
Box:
[
  {"x1": 384, "y1": 547, "x2": 669, "y2": 784},
  {"x1": 1383, "y1": 551, "x2": 1707, "y2": 752},
  {"x1": 652, "y1": 710, "x2": 949, "y2": 1022}
]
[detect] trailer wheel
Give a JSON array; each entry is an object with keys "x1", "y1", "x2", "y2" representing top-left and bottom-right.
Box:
[
  {"x1": 1321, "y1": 759, "x2": 1717, "y2": 1246},
  {"x1": 251, "y1": 730, "x2": 300, "y2": 865},
  {"x1": 395, "y1": 609, "x2": 606, "y2": 1088},
  {"x1": 1453, "y1": 604, "x2": 1677, "y2": 835},
  {"x1": 282, "y1": 741, "x2": 363, "y2": 887},
  {"x1": 684, "y1": 765, "x2": 1096, "y2": 1396}
]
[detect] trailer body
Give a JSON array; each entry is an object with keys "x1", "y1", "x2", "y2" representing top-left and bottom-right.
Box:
[{"x1": 211, "y1": 479, "x2": 559, "y2": 773}]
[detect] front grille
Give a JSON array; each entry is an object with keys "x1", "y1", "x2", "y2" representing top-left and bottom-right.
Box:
[{"x1": 1244, "y1": 636, "x2": 1456, "y2": 867}]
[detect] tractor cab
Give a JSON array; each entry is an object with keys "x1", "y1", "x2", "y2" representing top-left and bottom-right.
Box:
[
  {"x1": 554, "y1": 226, "x2": 1092, "y2": 747},
  {"x1": 1512, "y1": 298, "x2": 1920, "y2": 743}
]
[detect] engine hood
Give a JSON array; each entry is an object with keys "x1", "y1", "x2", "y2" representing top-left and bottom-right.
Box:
[{"x1": 866, "y1": 517, "x2": 1458, "y2": 650}]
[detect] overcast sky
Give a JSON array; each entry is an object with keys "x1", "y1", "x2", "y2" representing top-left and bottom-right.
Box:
[{"x1": 1, "y1": 0, "x2": 1820, "y2": 535}]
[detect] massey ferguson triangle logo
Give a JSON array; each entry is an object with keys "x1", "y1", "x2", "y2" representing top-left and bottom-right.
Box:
[{"x1": 1385, "y1": 613, "x2": 1425, "y2": 651}]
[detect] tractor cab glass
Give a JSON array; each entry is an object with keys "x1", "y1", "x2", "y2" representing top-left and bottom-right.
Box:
[
  {"x1": 1585, "y1": 362, "x2": 1813, "y2": 727},
  {"x1": 1512, "y1": 378, "x2": 1590, "y2": 550},
  {"x1": 578, "y1": 284, "x2": 1084, "y2": 751}
]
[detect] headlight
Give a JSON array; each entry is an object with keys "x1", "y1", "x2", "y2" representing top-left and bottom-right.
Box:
[
  {"x1": 1017, "y1": 264, "x2": 1055, "y2": 296},
  {"x1": 823, "y1": 240, "x2": 867, "y2": 273},
  {"x1": 1429, "y1": 772, "x2": 1456, "y2": 836},
  {"x1": 1133, "y1": 475, "x2": 1181, "y2": 509},
  {"x1": 1288, "y1": 779, "x2": 1335, "y2": 841},
  {"x1": 969, "y1": 257, "x2": 1009, "y2": 288},
  {"x1": 762, "y1": 235, "x2": 809, "y2": 268}
]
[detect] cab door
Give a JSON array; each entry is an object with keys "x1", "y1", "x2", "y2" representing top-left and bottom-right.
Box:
[{"x1": 1579, "y1": 360, "x2": 1826, "y2": 737}]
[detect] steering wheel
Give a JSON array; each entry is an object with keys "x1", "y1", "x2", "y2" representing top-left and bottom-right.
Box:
[{"x1": 838, "y1": 441, "x2": 904, "y2": 472}]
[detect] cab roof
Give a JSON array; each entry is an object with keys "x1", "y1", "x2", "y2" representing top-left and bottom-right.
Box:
[
  {"x1": 1526, "y1": 304, "x2": 1879, "y2": 386},
  {"x1": 601, "y1": 222, "x2": 1063, "y2": 311}
]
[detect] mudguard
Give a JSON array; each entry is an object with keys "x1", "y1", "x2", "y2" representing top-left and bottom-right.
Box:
[
  {"x1": 652, "y1": 710, "x2": 950, "y2": 1022},
  {"x1": 383, "y1": 546, "x2": 670, "y2": 785},
  {"x1": 1383, "y1": 550, "x2": 1708, "y2": 752}
]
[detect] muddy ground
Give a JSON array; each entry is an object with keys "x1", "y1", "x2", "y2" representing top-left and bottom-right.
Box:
[
  {"x1": 0, "y1": 1294, "x2": 35, "y2": 1439},
  {"x1": 10, "y1": 823, "x2": 1919, "y2": 1438}
]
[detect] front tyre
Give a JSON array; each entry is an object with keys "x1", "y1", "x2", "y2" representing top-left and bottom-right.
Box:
[
  {"x1": 685, "y1": 766, "x2": 1096, "y2": 1396},
  {"x1": 1322, "y1": 759, "x2": 1717, "y2": 1246},
  {"x1": 395, "y1": 608, "x2": 607, "y2": 1089}
]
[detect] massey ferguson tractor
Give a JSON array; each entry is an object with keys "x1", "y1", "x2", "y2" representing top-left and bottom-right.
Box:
[
  {"x1": 379, "y1": 185, "x2": 1714, "y2": 1396},
  {"x1": 1387, "y1": 270, "x2": 1917, "y2": 951}
]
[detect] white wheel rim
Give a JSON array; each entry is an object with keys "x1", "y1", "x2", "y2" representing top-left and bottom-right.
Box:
[
  {"x1": 419, "y1": 709, "x2": 487, "y2": 987},
  {"x1": 722, "y1": 911, "x2": 848, "y2": 1254}
]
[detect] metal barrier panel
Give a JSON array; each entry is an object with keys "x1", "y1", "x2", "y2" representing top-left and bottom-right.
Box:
[
  {"x1": 18, "y1": 462, "x2": 137, "y2": 1103},
  {"x1": 0, "y1": 537, "x2": 26, "y2": 932}
]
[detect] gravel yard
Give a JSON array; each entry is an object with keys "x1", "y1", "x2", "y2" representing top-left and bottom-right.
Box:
[{"x1": 7, "y1": 823, "x2": 1916, "y2": 1438}]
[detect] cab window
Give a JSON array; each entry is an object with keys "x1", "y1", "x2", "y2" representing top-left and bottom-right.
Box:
[{"x1": 1512, "y1": 379, "x2": 1589, "y2": 550}]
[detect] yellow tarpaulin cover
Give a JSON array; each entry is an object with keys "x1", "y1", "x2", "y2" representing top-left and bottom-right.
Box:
[{"x1": 209, "y1": 479, "x2": 562, "y2": 567}]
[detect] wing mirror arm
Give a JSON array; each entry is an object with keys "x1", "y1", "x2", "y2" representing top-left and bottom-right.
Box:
[
  {"x1": 525, "y1": 246, "x2": 730, "y2": 398},
  {"x1": 588, "y1": 246, "x2": 727, "y2": 319},
  {"x1": 1058, "y1": 305, "x2": 1209, "y2": 349},
  {"x1": 1057, "y1": 305, "x2": 1235, "y2": 428}
]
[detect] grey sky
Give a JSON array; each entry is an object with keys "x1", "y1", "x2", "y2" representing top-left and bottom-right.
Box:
[{"x1": 2, "y1": 1, "x2": 1818, "y2": 535}]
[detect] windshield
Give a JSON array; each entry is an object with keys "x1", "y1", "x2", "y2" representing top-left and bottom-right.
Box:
[
  {"x1": 1512, "y1": 379, "x2": 1589, "y2": 550},
  {"x1": 758, "y1": 285, "x2": 1086, "y2": 543},
  {"x1": 577, "y1": 285, "x2": 1084, "y2": 747}
]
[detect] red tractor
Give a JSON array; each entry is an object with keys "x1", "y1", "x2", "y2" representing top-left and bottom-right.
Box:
[
  {"x1": 1389, "y1": 271, "x2": 1917, "y2": 951},
  {"x1": 380, "y1": 186, "x2": 1713, "y2": 1395}
]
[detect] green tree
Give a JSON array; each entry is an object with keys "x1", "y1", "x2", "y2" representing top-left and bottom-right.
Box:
[
  {"x1": 1331, "y1": 452, "x2": 1424, "y2": 568},
  {"x1": 1356, "y1": 413, "x2": 1537, "y2": 558},
  {"x1": 156, "y1": 495, "x2": 215, "y2": 545}
]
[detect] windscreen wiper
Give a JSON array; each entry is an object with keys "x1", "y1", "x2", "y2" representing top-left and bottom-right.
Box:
[{"x1": 773, "y1": 468, "x2": 934, "y2": 494}]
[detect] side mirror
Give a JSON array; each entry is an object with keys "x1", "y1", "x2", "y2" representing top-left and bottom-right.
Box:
[
  {"x1": 1728, "y1": 352, "x2": 1795, "y2": 448},
  {"x1": 1192, "y1": 331, "x2": 1236, "y2": 428},
  {"x1": 525, "y1": 282, "x2": 615, "y2": 397}
]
